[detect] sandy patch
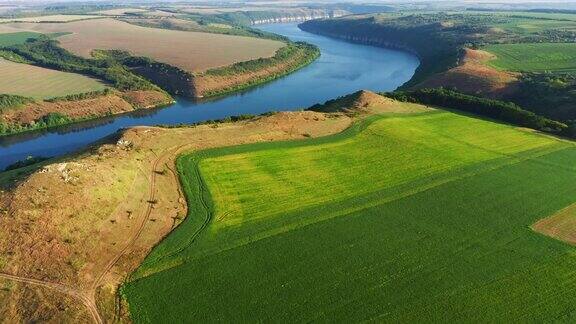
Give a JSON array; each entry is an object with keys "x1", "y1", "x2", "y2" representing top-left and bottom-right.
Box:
[
  {"x1": 533, "y1": 203, "x2": 576, "y2": 245},
  {"x1": 416, "y1": 48, "x2": 519, "y2": 99}
]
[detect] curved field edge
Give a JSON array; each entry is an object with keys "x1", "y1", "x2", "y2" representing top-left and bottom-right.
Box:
[
  {"x1": 129, "y1": 113, "x2": 386, "y2": 279},
  {"x1": 0, "y1": 90, "x2": 174, "y2": 138},
  {"x1": 123, "y1": 110, "x2": 575, "y2": 322},
  {"x1": 0, "y1": 108, "x2": 350, "y2": 322}
]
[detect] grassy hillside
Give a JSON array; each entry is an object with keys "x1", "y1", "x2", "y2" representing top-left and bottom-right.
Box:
[
  {"x1": 124, "y1": 107, "x2": 576, "y2": 322},
  {"x1": 485, "y1": 43, "x2": 576, "y2": 73}
]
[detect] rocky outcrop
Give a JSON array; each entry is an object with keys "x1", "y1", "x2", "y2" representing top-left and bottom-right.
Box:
[
  {"x1": 250, "y1": 10, "x2": 348, "y2": 25},
  {"x1": 298, "y1": 23, "x2": 421, "y2": 59}
]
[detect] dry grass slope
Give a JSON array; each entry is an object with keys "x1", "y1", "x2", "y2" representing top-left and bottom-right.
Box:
[{"x1": 416, "y1": 49, "x2": 518, "y2": 99}]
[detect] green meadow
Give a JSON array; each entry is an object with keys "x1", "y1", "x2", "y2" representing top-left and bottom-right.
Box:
[
  {"x1": 124, "y1": 109, "x2": 576, "y2": 322},
  {"x1": 0, "y1": 32, "x2": 41, "y2": 47},
  {"x1": 495, "y1": 16, "x2": 576, "y2": 34},
  {"x1": 485, "y1": 43, "x2": 576, "y2": 73}
]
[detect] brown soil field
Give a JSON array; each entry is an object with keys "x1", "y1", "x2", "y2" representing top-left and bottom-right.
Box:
[
  {"x1": 415, "y1": 48, "x2": 519, "y2": 99},
  {"x1": 0, "y1": 25, "x2": 34, "y2": 34},
  {"x1": 0, "y1": 91, "x2": 416, "y2": 322},
  {"x1": 5, "y1": 18, "x2": 284, "y2": 73},
  {"x1": 141, "y1": 10, "x2": 181, "y2": 17},
  {"x1": 0, "y1": 90, "x2": 172, "y2": 128},
  {"x1": 0, "y1": 277, "x2": 92, "y2": 322},
  {"x1": 532, "y1": 203, "x2": 576, "y2": 245}
]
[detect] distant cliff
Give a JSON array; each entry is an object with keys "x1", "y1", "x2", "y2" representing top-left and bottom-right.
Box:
[
  {"x1": 299, "y1": 17, "x2": 461, "y2": 87},
  {"x1": 250, "y1": 11, "x2": 347, "y2": 25},
  {"x1": 218, "y1": 9, "x2": 348, "y2": 26}
]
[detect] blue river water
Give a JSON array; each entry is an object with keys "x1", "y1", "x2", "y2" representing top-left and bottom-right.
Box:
[{"x1": 0, "y1": 23, "x2": 419, "y2": 170}]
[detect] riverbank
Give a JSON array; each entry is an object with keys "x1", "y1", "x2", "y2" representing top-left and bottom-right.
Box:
[
  {"x1": 299, "y1": 18, "x2": 456, "y2": 89},
  {"x1": 195, "y1": 42, "x2": 319, "y2": 98},
  {"x1": 0, "y1": 90, "x2": 173, "y2": 137},
  {"x1": 299, "y1": 13, "x2": 576, "y2": 130},
  {"x1": 0, "y1": 23, "x2": 419, "y2": 172},
  {"x1": 128, "y1": 41, "x2": 320, "y2": 99}
]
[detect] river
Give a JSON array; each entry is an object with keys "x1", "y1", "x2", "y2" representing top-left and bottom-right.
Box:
[{"x1": 0, "y1": 23, "x2": 419, "y2": 170}]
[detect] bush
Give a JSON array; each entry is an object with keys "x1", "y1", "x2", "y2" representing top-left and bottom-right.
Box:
[
  {"x1": 0, "y1": 94, "x2": 34, "y2": 113},
  {"x1": 46, "y1": 88, "x2": 112, "y2": 102}
]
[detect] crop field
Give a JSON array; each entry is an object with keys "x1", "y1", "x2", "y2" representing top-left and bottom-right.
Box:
[
  {"x1": 93, "y1": 8, "x2": 148, "y2": 16},
  {"x1": 124, "y1": 110, "x2": 576, "y2": 322},
  {"x1": 4, "y1": 18, "x2": 284, "y2": 72},
  {"x1": 496, "y1": 18, "x2": 576, "y2": 34},
  {"x1": 0, "y1": 32, "x2": 41, "y2": 46},
  {"x1": 0, "y1": 59, "x2": 107, "y2": 99},
  {"x1": 0, "y1": 15, "x2": 101, "y2": 23},
  {"x1": 485, "y1": 43, "x2": 576, "y2": 73}
]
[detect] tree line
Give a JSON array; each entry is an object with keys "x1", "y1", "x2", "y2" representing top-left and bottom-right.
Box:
[{"x1": 385, "y1": 88, "x2": 570, "y2": 136}]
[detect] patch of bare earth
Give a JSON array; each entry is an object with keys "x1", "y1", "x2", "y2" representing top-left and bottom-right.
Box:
[
  {"x1": 0, "y1": 278, "x2": 92, "y2": 323},
  {"x1": 312, "y1": 90, "x2": 431, "y2": 114},
  {"x1": 415, "y1": 48, "x2": 519, "y2": 99},
  {"x1": 120, "y1": 90, "x2": 173, "y2": 109},
  {"x1": 532, "y1": 203, "x2": 576, "y2": 245},
  {"x1": 0, "y1": 90, "x2": 172, "y2": 127}
]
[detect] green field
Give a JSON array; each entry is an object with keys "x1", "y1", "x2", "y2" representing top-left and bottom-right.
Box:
[
  {"x1": 124, "y1": 110, "x2": 576, "y2": 322},
  {"x1": 0, "y1": 58, "x2": 107, "y2": 99},
  {"x1": 0, "y1": 32, "x2": 41, "y2": 47},
  {"x1": 485, "y1": 43, "x2": 576, "y2": 73},
  {"x1": 495, "y1": 16, "x2": 576, "y2": 34}
]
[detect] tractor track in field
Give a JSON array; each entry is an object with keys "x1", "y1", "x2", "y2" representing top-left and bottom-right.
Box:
[
  {"x1": 88, "y1": 144, "x2": 191, "y2": 322},
  {"x1": 133, "y1": 154, "x2": 214, "y2": 279},
  {"x1": 0, "y1": 272, "x2": 103, "y2": 324},
  {"x1": 0, "y1": 144, "x2": 191, "y2": 324}
]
